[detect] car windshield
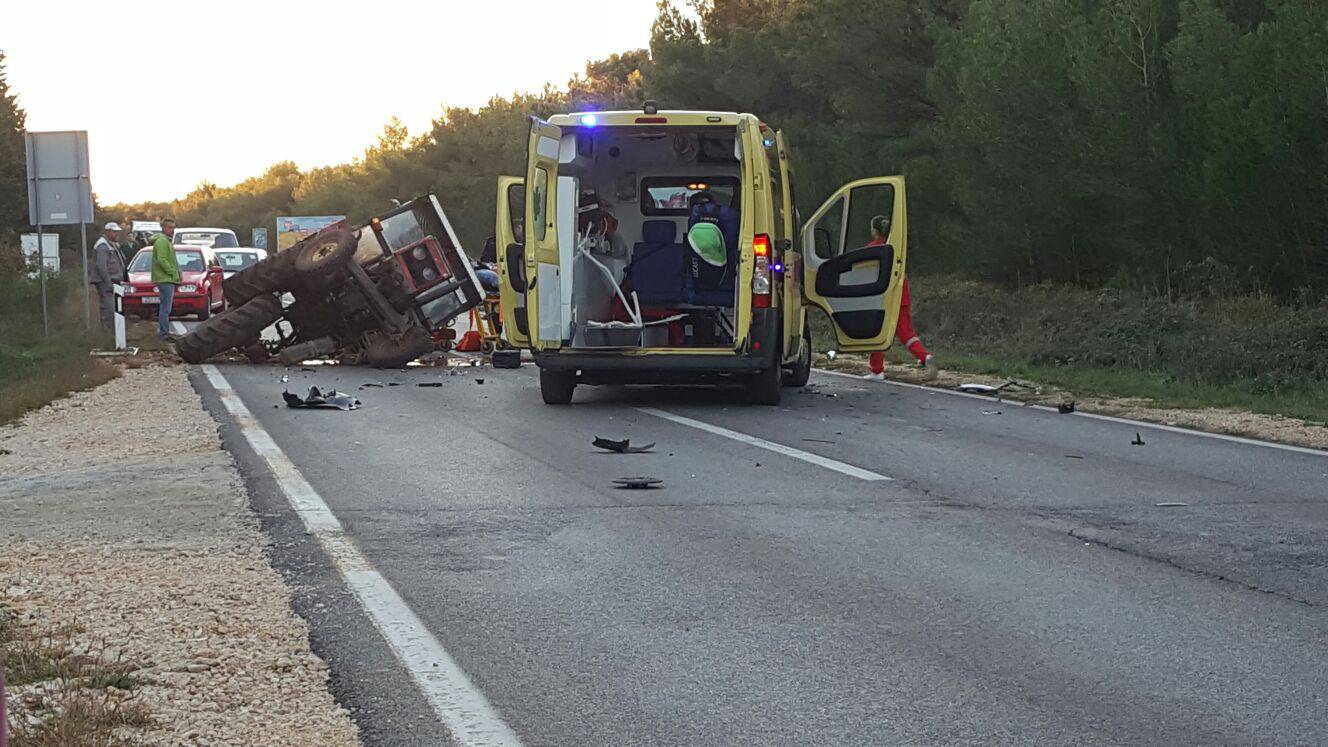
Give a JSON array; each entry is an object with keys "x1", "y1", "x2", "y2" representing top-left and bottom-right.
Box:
[
  {"x1": 216, "y1": 251, "x2": 260, "y2": 271},
  {"x1": 127, "y1": 249, "x2": 205, "y2": 273},
  {"x1": 176, "y1": 231, "x2": 238, "y2": 248}
]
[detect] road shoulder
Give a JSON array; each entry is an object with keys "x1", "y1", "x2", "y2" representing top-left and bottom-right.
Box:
[{"x1": 0, "y1": 364, "x2": 360, "y2": 745}]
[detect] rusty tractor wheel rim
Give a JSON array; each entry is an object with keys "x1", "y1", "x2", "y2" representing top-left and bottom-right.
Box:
[{"x1": 312, "y1": 241, "x2": 340, "y2": 263}]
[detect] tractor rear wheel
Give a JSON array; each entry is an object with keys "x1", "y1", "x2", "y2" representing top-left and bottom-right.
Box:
[
  {"x1": 176, "y1": 294, "x2": 284, "y2": 364},
  {"x1": 223, "y1": 253, "x2": 297, "y2": 307}
]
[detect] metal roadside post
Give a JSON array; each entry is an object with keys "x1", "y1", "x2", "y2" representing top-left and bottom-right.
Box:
[
  {"x1": 113, "y1": 282, "x2": 127, "y2": 350},
  {"x1": 25, "y1": 130, "x2": 95, "y2": 335}
]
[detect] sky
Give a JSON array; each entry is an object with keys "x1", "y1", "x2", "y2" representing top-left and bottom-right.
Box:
[{"x1": 1, "y1": 0, "x2": 664, "y2": 204}]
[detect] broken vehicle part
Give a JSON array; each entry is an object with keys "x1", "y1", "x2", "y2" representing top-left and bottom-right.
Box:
[
  {"x1": 612, "y1": 477, "x2": 663, "y2": 490},
  {"x1": 283, "y1": 386, "x2": 361, "y2": 411},
  {"x1": 491, "y1": 350, "x2": 521, "y2": 369},
  {"x1": 593, "y1": 437, "x2": 656, "y2": 454}
]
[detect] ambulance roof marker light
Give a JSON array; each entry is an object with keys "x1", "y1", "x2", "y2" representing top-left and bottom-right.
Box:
[
  {"x1": 643, "y1": 100, "x2": 659, "y2": 115},
  {"x1": 580, "y1": 114, "x2": 598, "y2": 127}
]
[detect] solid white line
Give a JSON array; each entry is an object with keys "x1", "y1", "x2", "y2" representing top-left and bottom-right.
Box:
[
  {"x1": 199, "y1": 364, "x2": 522, "y2": 746},
  {"x1": 636, "y1": 407, "x2": 892, "y2": 481},
  {"x1": 814, "y1": 367, "x2": 1328, "y2": 458}
]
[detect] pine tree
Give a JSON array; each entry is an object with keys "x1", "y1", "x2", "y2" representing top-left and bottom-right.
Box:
[{"x1": 0, "y1": 50, "x2": 29, "y2": 242}]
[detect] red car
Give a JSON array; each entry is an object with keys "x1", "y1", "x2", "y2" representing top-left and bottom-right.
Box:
[{"x1": 124, "y1": 246, "x2": 227, "y2": 320}]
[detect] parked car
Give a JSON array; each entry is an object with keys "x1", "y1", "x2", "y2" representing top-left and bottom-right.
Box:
[
  {"x1": 175, "y1": 195, "x2": 483, "y2": 367},
  {"x1": 174, "y1": 227, "x2": 240, "y2": 249},
  {"x1": 123, "y1": 245, "x2": 227, "y2": 320},
  {"x1": 214, "y1": 247, "x2": 269, "y2": 279}
]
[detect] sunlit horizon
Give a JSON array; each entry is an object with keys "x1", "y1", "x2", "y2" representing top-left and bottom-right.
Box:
[{"x1": 1, "y1": 0, "x2": 664, "y2": 205}]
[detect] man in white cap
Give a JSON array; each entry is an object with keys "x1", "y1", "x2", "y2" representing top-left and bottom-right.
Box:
[{"x1": 92, "y1": 222, "x2": 128, "y2": 331}]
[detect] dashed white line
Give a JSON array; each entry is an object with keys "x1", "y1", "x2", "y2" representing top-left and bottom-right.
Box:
[
  {"x1": 199, "y1": 364, "x2": 522, "y2": 746},
  {"x1": 637, "y1": 407, "x2": 892, "y2": 481},
  {"x1": 814, "y1": 367, "x2": 1328, "y2": 458}
]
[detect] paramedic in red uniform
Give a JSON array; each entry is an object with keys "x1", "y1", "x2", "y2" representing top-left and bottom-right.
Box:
[{"x1": 864, "y1": 214, "x2": 937, "y2": 382}]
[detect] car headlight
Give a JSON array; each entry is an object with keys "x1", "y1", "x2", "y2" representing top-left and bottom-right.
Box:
[{"x1": 179, "y1": 284, "x2": 198, "y2": 293}]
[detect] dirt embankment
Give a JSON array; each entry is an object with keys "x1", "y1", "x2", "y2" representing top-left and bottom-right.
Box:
[{"x1": 1, "y1": 365, "x2": 361, "y2": 746}]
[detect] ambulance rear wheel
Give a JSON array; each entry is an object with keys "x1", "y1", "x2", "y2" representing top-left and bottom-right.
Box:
[
  {"x1": 782, "y1": 327, "x2": 812, "y2": 388},
  {"x1": 540, "y1": 368, "x2": 576, "y2": 405},
  {"x1": 748, "y1": 362, "x2": 782, "y2": 406}
]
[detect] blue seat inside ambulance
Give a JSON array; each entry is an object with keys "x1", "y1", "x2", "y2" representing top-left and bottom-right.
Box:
[
  {"x1": 627, "y1": 219, "x2": 688, "y2": 305},
  {"x1": 685, "y1": 198, "x2": 740, "y2": 306}
]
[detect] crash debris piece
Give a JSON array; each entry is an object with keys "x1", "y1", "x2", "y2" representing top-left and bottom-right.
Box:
[
  {"x1": 1058, "y1": 402, "x2": 1077, "y2": 414},
  {"x1": 1155, "y1": 502, "x2": 1189, "y2": 507},
  {"x1": 418, "y1": 382, "x2": 443, "y2": 388},
  {"x1": 1132, "y1": 432, "x2": 1146, "y2": 446},
  {"x1": 593, "y1": 437, "x2": 656, "y2": 454},
  {"x1": 283, "y1": 386, "x2": 361, "y2": 411},
  {"x1": 613, "y1": 477, "x2": 663, "y2": 489}
]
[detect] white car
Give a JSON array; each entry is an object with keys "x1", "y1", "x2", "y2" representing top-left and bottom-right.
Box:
[
  {"x1": 175, "y1": 227, "x2": 240, "y2": 249},
  {"x1": 213, "y1": 247, "x2": 269, "y2": 279}
]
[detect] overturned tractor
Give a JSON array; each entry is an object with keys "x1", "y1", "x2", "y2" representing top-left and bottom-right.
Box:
[{"x1": 176, "y1": 196, "x2": 482, "y2": 368}]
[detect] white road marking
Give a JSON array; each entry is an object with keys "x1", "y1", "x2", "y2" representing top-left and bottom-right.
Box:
[
  {"x1": 637, "y1": 407, "x2": 892, "y2": 481},
  {"x1": 814, "y1": 367, "x2": 1328, "y2": 458},
  {"x1": 170, "y1": 320, "x2": 188, "y2": 334},
  {"x1": 199, "y1": 364, "x2": 522, "y2": 746}
]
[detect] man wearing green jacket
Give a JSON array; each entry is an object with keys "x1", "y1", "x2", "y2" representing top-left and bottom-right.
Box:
[{"x1": 151, "y1": 218, "x2": 181, "y2": 341}]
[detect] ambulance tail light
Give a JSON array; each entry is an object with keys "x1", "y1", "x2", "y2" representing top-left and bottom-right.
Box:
[{"x1": 752, "y1": 234, "x2": 772, "y2": 308}]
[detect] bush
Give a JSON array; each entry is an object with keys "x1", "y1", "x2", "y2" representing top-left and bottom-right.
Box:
[{"x1": 908, "y1": 276, "x2": 1328, "y2": 397}]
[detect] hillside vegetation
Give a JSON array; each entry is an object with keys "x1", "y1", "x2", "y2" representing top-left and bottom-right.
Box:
[{"x1": 82, "y1": 0, "x2": 1326, "y2": 303}]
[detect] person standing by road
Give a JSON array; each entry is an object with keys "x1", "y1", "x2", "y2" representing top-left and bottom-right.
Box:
[
  {"x1": 864, "y1": 214, "x2": 937, "y2": 382},
  {"x1": 151, "y1": 218, "x2": 181, "y2": 341},
  {"x1": 92, "y1": 222, "x2": 128, "y2": 331}
]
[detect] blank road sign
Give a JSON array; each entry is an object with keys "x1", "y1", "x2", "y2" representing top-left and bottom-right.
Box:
[{"x1": 25, "y1": 131, "x2": 93, "y2": 226}]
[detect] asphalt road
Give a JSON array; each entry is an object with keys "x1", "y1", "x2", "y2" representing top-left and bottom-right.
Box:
[{"x1": 191, "y1": 358, "x2": 1328, "y2": 746}]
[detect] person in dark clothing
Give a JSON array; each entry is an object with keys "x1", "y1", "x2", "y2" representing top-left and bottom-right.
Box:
[{"x1": 92, "y1": 222, "x2": 129, "y2": 330}]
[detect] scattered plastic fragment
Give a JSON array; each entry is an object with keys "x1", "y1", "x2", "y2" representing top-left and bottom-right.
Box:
[
  {"x1": 418, "y1": 382, "x2": 443, "y2": 388},
  {"x1": 593, "y1": 437, "x2": 656, "y2": 454},
  {"x1": 981, "y1": 410, "x2": 1002, "y2": 416},
  {"x1": 1132, "y1": 432, "x2": 1146, "y2": 446},
  {"x1": 613, "y1": 477, "x2": 663, "y2": 490},
  {"x1": 475, "y1": 378, "x2": 485, "y2": 385},
  {"x1": 1058, "y1": 402, "x2": 1076, "y2": 414},
  {"x1": 1155, "y1": 502, "x2": 1188, "y2": 507},
  {"x1": 282, "y1": 386, "x2": 361, "y2": 411}
]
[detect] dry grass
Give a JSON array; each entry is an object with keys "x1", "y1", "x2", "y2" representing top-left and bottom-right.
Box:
[{"x1": 2, "y1": 604, "x2": 155, "y2": 745}]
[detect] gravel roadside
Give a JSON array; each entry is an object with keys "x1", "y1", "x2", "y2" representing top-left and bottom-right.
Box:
[
  {"x1": 821, "y1": 354, "x2": 1328, "y2": 451},
  {"x1": 1, "y1": 364, "x2": 362, "y2": 745}
]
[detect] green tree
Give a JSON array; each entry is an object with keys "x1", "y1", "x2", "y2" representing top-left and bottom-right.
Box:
[{"x1": 0, "y1": 50, "x2": 29, "y2": 244}]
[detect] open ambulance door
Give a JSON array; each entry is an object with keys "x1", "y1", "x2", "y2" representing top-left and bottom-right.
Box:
[
  {"x1": 773, "y1": 130, "x2": 804, "y2": 363},
  {"x1": 801, "y1": 176, "x2": 907, "y2": 352},
  {"x1": 494, "y1": 175, "x2": 529, "y2": 348},
  {"x1": 524, "y1": 118, "x2": 563, "y2": 351}
]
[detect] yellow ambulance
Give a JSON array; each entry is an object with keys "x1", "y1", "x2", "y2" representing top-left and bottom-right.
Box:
[{"x1": 496, "y1": 103, "x2": 908, "y2": 405}]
